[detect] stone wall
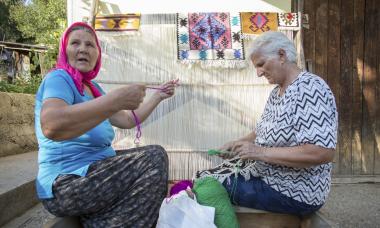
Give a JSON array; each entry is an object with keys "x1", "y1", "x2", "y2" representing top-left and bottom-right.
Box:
[{"x1": 0, "y1": 92, "x2": 37, "y2": 157}]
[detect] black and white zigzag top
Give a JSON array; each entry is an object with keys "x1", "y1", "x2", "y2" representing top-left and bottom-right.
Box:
[{"x1": 254, "y1": 71, "x2": 338, "y2": 205}]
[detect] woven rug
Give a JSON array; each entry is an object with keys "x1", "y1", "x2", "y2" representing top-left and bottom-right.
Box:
[
  {"x1": 240, "y1": 12, "x2": 278, "y2": 35},
  {"x1": 278, "y1": 12, "x2": 300, "y2": 30},
  {"x1": 94, "y1": 13, "x2": 141, "y2": 31},
  {"x1": 177, "y1": 12, "x2": 245, "y2": 68}
]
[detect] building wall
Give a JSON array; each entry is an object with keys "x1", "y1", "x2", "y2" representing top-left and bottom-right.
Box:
[
  {"x1": 303, "y1": 0, "x2": 380, "y2": 175},
  {"x1": 0, "y1": 92, "x2": 37, "y2": 157}
]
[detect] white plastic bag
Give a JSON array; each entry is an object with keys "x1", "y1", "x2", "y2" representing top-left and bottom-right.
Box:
[{"x1": 156, "y1": 190, "x2": 217, "y2": 228}]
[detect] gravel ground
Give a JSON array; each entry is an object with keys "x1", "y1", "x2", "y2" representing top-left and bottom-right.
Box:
[{"x1": 319, "y1": 183, "x2": 380, "y2": 228}]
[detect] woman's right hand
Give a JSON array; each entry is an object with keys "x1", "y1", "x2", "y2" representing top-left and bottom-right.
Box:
[
  {"x1": 111, "y1": 84, "x2": 146, "y2": 110},
  {"x1": 218, "y1": 140, "x2": 239, "y2": 159}
]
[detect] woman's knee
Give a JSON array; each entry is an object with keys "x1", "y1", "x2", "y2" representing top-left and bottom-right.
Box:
[
  {"x1": 150, "y1": 144, "x2": 166, "y2": 154},
  {"x1": 42, "y1": 199, "x2": 67, "y2": 217},
  {"x1": 148, "y1": 145, "x2": 168, "y2": 166}
]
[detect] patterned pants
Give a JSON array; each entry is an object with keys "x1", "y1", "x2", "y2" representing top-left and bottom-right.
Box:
[{"x1": 42, "y1": 145, "x2": 168, "y2": 228}]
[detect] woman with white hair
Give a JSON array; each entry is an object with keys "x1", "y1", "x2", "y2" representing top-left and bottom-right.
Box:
[{"x1": 197, "y1": 31, "x2": 338, "y2": 215}]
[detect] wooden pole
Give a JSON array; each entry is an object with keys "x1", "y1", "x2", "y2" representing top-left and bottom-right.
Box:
[
  {"x1": 89, "y1": 0, "x2": 100, "y2": 28},
  {"x1": 295, "y1": 0, "x2": 306, "y2": 70}
]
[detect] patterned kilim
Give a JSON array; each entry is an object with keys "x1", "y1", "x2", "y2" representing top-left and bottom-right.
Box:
[
  {"x1": 95, "y1": 14, "x2": 141, "y2": 31},
  {"x1": 278, "y1": 13, "x2": 300, "y2": 30},
  {"x1": 177, "y1": 12, "x2": 244, "y2": 61},
  {"x1": 240, "y1": 12, "x2": 278, "y2": 35}
]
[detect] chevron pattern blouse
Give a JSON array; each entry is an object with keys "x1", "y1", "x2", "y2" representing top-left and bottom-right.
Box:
[{"x1": 254, "y1": 71, "x2": 338, "y2": 205}]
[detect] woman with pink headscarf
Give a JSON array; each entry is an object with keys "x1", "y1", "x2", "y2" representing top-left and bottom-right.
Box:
[{"x1": 34, "y1": 22, "x2": 176, "y2": 227}]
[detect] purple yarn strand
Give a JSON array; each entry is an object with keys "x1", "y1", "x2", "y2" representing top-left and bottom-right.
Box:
[
  {"x1": 130, "y1": 80, "x2": 179, "y2": 144},
  {"x1": 131, "y1": 110, "x2": 142, "y2": 144},
  {"x1": 146, "y1": 86, "x2": 165, "y2": 91}
]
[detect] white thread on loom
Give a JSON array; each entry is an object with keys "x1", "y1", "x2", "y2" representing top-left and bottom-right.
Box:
[{"x1": 96, "y1": 23, "x2": 279, "y2": 180}]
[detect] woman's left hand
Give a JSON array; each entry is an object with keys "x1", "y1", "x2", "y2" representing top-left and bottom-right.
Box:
[
  {"x1": 232, "y1": 141, "x2": 265, "y2": 160},
  {"x1": 155, "y1": 79, "x2": 179, "y2": 100}
]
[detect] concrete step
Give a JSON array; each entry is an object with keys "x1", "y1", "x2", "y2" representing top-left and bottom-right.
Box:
[
  {"x1": 2, "y1": 203, "x2": 54, "y2": 228},
  {"x1": 0, "y1": 151, "x2": 39, "y2": 226}
]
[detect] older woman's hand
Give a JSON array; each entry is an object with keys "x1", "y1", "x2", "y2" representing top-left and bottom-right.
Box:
[
  {"x1": 111, "y1": 84, "x2": 146, "y2": 110},
  {"x1": 217, "y1": 140, "x2": 239, "y2": 159},
  {"x1": 232, "y1": 141, "x2": 265, "y2": 161},
  {"x1": 155, "y1": 79, "x2": 179, "y2": 100}
]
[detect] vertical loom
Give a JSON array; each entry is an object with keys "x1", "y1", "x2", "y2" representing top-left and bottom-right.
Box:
[{"x1": 96, "y1": 14, "x2": 301, "y2": 180}]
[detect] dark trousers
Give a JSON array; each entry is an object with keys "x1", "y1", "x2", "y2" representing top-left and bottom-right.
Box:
[
  {"x1": 42, "y1": 145, "x2": 168, "y2": 228},
  {"x1": 223, "y1": 174, "x2": 322, "y2": 216}
]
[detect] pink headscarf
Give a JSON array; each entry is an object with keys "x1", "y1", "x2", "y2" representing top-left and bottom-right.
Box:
[{"x1": 55, "y1": 22, "x2": 102, "y2": 97}]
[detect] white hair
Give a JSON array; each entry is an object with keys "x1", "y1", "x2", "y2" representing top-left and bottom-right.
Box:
[{"x1": 248, "y1": 31, "x2": 297, "y2": 63}]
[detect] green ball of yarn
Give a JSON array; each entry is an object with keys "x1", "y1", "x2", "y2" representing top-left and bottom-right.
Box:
[{"x1": 193, "y1": 177, "x2": 239, "y2": 228}]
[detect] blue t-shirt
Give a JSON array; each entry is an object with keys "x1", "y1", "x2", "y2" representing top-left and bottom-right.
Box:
[{"x1": 35, "y1": 69, "x2": 115, "y2": 199}]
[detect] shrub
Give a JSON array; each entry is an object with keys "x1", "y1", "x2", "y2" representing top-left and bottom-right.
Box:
[{"x1": 0, "y1": 74, "x2": 42, "y2": 94}]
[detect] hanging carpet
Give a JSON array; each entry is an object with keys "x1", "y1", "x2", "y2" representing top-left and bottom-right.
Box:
[
  {"x1": 95, "y1": 13, "x2": 141, "y2": 32},
  {"x1": 176, "y1": 12, "x2": 246, "y2": 68}
]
